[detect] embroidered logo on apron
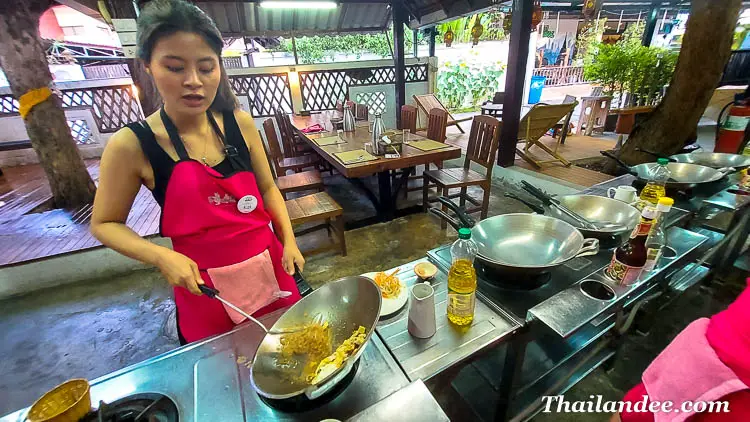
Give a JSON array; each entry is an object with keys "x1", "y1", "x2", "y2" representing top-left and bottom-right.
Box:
[
  {"x1": 208, "y1": 193, "x2": 237, "y2": 206},
  {"x1": 237, "y1": 195, "x2": 258, "y2": 213}
]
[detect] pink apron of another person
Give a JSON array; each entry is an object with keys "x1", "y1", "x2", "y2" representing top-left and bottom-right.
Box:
[
  {"x1": 619, "y1": 280, "x2": 750, "y2": 422},
  {"x1": 127, "y1": 109, "x2": 301, "y2": 343}
]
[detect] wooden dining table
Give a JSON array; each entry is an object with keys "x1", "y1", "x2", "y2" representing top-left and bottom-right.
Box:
[{"x1": 290, "y1": 111, "x2": 463, "y2": 227}]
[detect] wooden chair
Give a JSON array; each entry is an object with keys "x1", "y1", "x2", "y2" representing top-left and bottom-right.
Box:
[
  {"x1": 515, "y1": 102, "x2": 578, "y2": 168},
  {"x1": 423, "y1": 116, "x2": 501, "y2": 228},
  {"x1": 274, "y1": 108, "x2": 314, "y2": 157},
  {"x1": 400, "y1": 105, "x2": 418, "y2": 133},
  {"x1": 286, "y1": 192, "x2": 346, "y2": 256},
  {"x1": 402, "y1": 108, "x2": 449, "y2": 198},
  {"x1": 260, "y1": 130, "x2": 324, "y2": 200},
  {"x1": 413, "y1": 94, "x2": 472, "y2": 134},
  {"x1": 262, "y1": 119, "x2": 319, "y2": 176}
]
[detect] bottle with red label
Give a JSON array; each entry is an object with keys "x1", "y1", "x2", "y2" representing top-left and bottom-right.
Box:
[{"x1": 605, "y1": 205, "x2": 658, "y2": 285}]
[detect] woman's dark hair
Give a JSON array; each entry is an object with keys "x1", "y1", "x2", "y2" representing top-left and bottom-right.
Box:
[{"x1": 136, "y1": 0, "x2": 238, "y2": 112}]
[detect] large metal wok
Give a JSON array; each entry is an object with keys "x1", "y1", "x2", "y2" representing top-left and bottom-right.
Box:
[
  {"x1": 505, "y1": 191, "x2": 640, "y2": 246},
  {"x1": 251, "y1": 276, "x2": 381, "y2": 401},
  {"x1": 430, "y1": 197, "x2": 599, "y2": 278},
  {"x1": 602, "y1": 151, "x2": 730, "y2": 190},
  {"x1": 669, "y1": 152, "x2": 750, "y2": 170}
]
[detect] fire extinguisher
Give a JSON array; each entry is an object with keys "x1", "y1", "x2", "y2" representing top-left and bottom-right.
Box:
[{"x1": 715, "y1": 94, "x2": 750, "y2": 154}]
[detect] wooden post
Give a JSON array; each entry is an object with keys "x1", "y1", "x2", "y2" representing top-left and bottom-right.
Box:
[
  {"x1": 413, "y1": 29, "x2": 419, "y2": 57},
  {"x1": 497, "y1": 0, "x2": 534, "y2": 167},
  {"x1": 291, "y1": 33, "x2": 299, "y2": 65},
  {"x1": 642, "y1": 1, "x2": 660, "y2": 47},
  {"x1": 393, "y1": 0, "x2": 407, "y2": 129},
  {"x1": 429, "y1": 27, "x2": 437, "y2": 57}
]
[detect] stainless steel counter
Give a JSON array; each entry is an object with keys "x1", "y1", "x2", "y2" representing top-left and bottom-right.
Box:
[
  {"x1": 528, "y1": 226, "x2": 709, "y2": 337},
  {"x1": 2, "y1": 309, "x2": 410, "y2": 422},
  {"x1": 374, "y1": 259, "x2": 522, "y2": 382},
  {"x1": 347, "y1": 380, "x2": 449, "y2": 421}
]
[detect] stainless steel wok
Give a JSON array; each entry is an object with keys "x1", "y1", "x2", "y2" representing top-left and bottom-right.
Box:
[
  {"x1": 602, "y1": 151, "x2": 730, "y2": 190},
  {"x1": 505, "y1": 192, "x2": 640, "y2": 246},
  {"x1": 251, "y1": 276, "x2": 381, "y2": 400},
  {"x1": 669, "y1": 152, "x2": 750, "y2": 170},
  {"x1": 430, "y1": 197, "x2": 599, "y2": 278}
]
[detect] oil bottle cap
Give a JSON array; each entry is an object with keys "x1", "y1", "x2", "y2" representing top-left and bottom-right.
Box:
[
  {"x1": 657, "y1": 197, "x2": 674, "y2": 211},
  {"x1": 458, "y1": 228, "x2": 472, "y2": 239},
  {"x1": 657, "y1": 158, "x2": 670, "y2": 165}
]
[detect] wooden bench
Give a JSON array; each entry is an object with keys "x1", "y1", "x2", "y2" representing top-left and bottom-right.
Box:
[{"x1": 286, "y1": 192, "x2": 346, "y2": 256}]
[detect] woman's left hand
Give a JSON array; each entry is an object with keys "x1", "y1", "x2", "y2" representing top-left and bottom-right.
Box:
[{"x1": 282, "y1": 244, "x2": 305, "y2": 275}]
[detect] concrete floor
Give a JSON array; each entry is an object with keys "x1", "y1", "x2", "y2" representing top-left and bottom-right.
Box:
[{"x1": 0, "y1": 163, "x2": 745, "y2": 419}]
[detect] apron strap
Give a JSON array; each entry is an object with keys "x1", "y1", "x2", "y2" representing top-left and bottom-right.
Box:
[
  {"x1": 207, "y1": 110, "x2": 251, "y2": 173},
  {"x1": 159, "y1": 108, "x2": 191, "y2": 161}
]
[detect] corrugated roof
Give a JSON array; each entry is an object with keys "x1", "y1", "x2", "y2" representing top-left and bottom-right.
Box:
[{"x1": 196, "y1": 2, "x2": 393, "y2": 36}]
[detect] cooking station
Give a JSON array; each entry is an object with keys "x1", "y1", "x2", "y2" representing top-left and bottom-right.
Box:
[{"x1": 3, "y1": 170, "x2": 749, "y2": 422}]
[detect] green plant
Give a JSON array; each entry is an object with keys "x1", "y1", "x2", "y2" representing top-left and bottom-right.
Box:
[
  {"x1": 436, "y1": 11, "x2": 507, "y2": 45},
  {"x1": 437, "y1": 56, "x2": 505, "y2": 110},
  {"x1": 575, "y1": 18, "x2": 607, "y2": 66},
  {"x1": 584, "y1": 27, "x2": 678, "y2": 107},
  {"x1": 273, "y1": 25, "x2": 427, "y2": 64}
]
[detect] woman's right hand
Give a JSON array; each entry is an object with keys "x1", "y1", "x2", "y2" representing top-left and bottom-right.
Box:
[{"x1": 155, "y1": 249, "x2": 204, "y2": 295}]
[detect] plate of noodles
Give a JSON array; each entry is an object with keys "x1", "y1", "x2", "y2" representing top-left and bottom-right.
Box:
[{"x1": 362, "y1": 269, "x2": 408, "y2": 317}]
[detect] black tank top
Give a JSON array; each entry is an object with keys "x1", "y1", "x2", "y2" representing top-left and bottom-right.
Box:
[{"x1": 126, "y1": 109, "x2": 254, "y2": 209}]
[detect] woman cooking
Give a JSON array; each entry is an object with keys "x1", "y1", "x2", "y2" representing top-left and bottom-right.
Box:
[{"x1": 91, "y1": 0, "x2": 303, "y2": 344}]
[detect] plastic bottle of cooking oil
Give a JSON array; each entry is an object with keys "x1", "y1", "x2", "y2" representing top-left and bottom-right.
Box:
[
  {"x1": 639, "y1": 158, "x2": 671, "y2": 205},
  {"x1": 447, "y1": 228, "x2": 478, "y2": 326}
]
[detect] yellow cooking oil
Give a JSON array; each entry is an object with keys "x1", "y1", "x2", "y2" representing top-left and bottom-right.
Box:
[
  {"x1": 639, "y1": 182, "x2": 666, "y2": 205},
  {"x1": 447, "y1": 227, "x2": 478, "y2": 326},
  {"x1": 447, "y1": 258, "x2": 477, "y2": 326}
]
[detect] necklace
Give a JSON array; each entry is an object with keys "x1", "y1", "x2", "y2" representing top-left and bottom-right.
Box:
[{"x1": 201, "y1": 120, "x2": 211, "y2": 166}]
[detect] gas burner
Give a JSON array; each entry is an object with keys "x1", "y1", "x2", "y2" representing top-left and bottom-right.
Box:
[
  {"x1": 475, "y1": 263, "x2": 552, "y2": 291},
  {"x1": 258, "y1": 358, "x2": 360, "y2": 413},
  {"x1": 79, "y1": 393, "x2": 178, "y2": 422}
]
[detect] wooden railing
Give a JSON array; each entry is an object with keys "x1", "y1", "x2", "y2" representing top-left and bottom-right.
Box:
[
  {"x1": 0, "y1": 78, "x2": 143, "y2": 136},
  {"x1": 533, "y1": 66, "x2": 587, "y2": 86}
]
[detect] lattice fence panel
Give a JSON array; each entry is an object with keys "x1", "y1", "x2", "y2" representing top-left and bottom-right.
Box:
[
  {"x1": 92, "y1": 86, "x2": 143, "y2": 133},
  {"x1": 301, "y1": 64, "x2": 429, "y2": 112},
  {"x1": 355, "y1": 92, "x2": 387, "y2": 115},
  {"x1": 300, "y1": 70, "x2": 351, "y2": 111},
  {"x1": 61, "y1": 90, "x2": 94, "y2": 108},
  {"x1": 405, "y1": 64, "x2": 429, "y2": 82},
  {"x1": 67, "y1": 119, "x2": 93, "y2": 144},
  {"x1": 0, "y1": 95, "x2": 19, "y2": 114},
  {"x1": 230, "y1": 74, "x2": 292, "y2": 117}
]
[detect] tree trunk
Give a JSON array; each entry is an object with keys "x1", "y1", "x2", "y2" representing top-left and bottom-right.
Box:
[
  {"x1": 613, "y1": 0, "x2": 741, "y2": 167},
  {"x1": 0, "y1": 0, "x2": 96, "y2": 208}
]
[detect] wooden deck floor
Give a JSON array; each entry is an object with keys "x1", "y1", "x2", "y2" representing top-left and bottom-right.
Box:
[
  {"x1": 444, "y1": 123, "x2": 615, "y2": 188},
  {"x1": 0, "y1": 160, "x2": 159, "y2": 267}
]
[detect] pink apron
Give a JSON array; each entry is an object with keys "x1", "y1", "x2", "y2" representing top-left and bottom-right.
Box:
[{"x1": 152, "y1": 109, "x2": 301, "y2": 342}]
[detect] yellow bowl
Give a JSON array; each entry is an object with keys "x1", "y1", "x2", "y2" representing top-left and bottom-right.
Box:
[{"x1": 27, "y1": 379, "x2": 91, "y2": 422}]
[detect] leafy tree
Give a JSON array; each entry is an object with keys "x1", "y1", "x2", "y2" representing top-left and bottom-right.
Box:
[{"x1": 436, "y1": 11, "x2": 507, "y2": 44}]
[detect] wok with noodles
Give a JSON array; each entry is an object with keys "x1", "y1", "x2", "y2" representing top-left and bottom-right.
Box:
[
  {"x1": 250, "y1": 276, "x2": 381, "y2": 400},
  {"x1": 373, "y1": 270, "x2": 402, "y2": 299}
]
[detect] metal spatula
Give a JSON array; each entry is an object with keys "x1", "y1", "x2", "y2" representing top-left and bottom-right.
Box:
[{"x1": 198, "y1": 285, "x2": 322, "y2": 335}]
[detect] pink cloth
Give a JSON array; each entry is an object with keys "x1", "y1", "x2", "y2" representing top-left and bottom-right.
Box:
[
  {"x1": 301, "y1": 124, "x2": 325, "y2": 134},
  {"x1": 642, "y1": 318, "x2": 748, "y2": 422},
  {"x1": 207, "y1": 249, "x2": 292, "y2": 324}
]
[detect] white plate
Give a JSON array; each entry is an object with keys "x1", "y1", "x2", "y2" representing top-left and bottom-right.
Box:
[{"x1": 362, "y1": 272, "x2": 409, "y2": 318}]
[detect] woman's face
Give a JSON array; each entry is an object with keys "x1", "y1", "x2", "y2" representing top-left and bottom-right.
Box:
[{"x1": 146, "y1": 31, "x2": 221, "y2": 116}]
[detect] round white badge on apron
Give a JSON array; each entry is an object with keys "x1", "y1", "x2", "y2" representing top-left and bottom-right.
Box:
[{"x1": 237, "y1": 195, "x2": 258, "y2": 214}]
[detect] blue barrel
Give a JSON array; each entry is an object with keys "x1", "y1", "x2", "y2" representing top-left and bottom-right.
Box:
[{"x1": 528, "y1": 76, "x2": 546, "y2": 104}]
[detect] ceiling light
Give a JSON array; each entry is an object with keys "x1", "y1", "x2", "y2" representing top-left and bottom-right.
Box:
[{"x1": 259, "y1": 1, "x2": 338, "y2": 9}]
